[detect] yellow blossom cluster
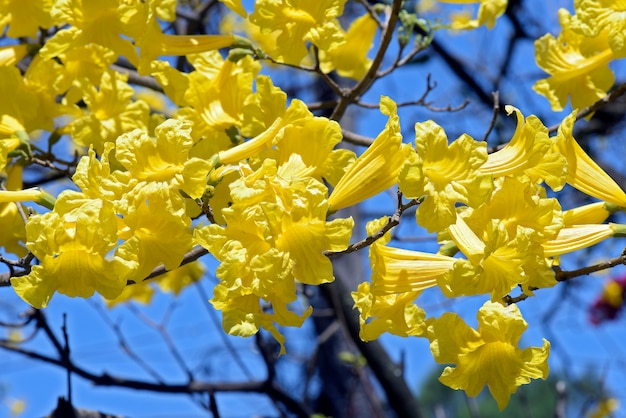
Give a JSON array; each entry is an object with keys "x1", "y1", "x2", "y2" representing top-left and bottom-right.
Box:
[
  {"x1": 533, "y1": 2, "x2": 626, "y2": 111},
  {"x1": 0, "y1": 0, "x2": 625, "y2": 411}
]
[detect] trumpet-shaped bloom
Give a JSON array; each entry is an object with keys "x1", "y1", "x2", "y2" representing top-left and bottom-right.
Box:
[
  {"x1": 216, "y1": 99, "x2": 312, "y2": 165},
  {"x1": 428, "y1": 301, "x2": 550, "y2": 410},
  {"x1": 563, "y1": 202, "x2": 614, "y2": 226},
  {"x1": 11, "y1": 192, "x2": 125, "y2": 308},
  {"x1": 556, "y1": 111, "x2": 626, "y2": 207},
  {"x1": 115, "y1": 187, "x2": 194, "y2": 282},
  {"x1": 352, "y1": 282, "x2": 427, "y2": 341},
  {"x1": 113, "y1": 118, "x2": 213, "y2": 202},
  {"x1": 366, "y1": 217, "x2": 455, "y2": 295},
  {"x1": 399, "y1": 120, "x2": 492, "y2": 233},
  {"x1": 570, "y1": 0, "x2": 626, "y2": 58},
  {"x1": 437, "y1": 0, "x2": 508, "y2": 30},
  {"x1": 542, "y1": 223, "x2": 626, "y2": 257},
  {"x1": 481, "y1": 106, "x2": 567, "y2": 191},
  {"x1": 119, "y1": 0, "x2": 234, "y2": 73},
  {"x1": 272, "y1": 116, "x2": 355, "y2": 185},
  {"x1": 0, "y1": 165, "x2": 28, "y2": 256},
  {"x1": 533, "y1": 9, "x2": 614, "y2": 112},
  {"x1": 328, "y1": 96, "x2": 411, "y2": 212},
  {"x1": 465, "y1": 177, "x2": 563, "y2": 243},
  {"x1": 70, "y1": 70, "x2": 150, "y2": 153},
  {"x1": 249, "y1": 0, "x2": 346, "y2": 65},
  {"x1": 441, "y1": 217, "x2": 531, "y2": 300},
  {"x1": 40, "y1": 0, "x2": 138, "y2": 62},
  {"x1": 0, "y1": 0, "x2": 54, "y2": 38},
  {"x1": 319, "y1": 13, "x2": 378, "y2": 80}
]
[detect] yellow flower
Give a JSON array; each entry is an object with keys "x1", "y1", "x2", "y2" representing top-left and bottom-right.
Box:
[
  {"x1": 0, "y1": 66, "x2": 44, "y2": 133},
  {"x1": 399, "y1": 120, "x2": 492, "y2": 233},
  {"x1": 533, "y1": 9, "x2": 614, "y2": 112},
  {"x1": 106, "y1": 281, "x2": 155, "y2": 308},
  {"x1": 328, "y1": 96, "x2": 411, "y2": 212},
  {"x1": 437, "y1": 0, "x2": 508, "y2": 30},
  {"x1": 195, "y1": 159, "x2": 352, "y2": 352},
  {"x1": 542, "y1": 223, "x2": 626, "y2": 257},
  {"x1": 441, "y1": 217, "x2": 531, "y2": 300},
  {"x1": 481, "y1": 106, "x2": 567, "y2": 191},
  {"x1": 40, "y1": 0, "x2": 138, "y2": 63},
  {"x1": 113, "y1": 118, "x2": 213, "y2": 201},
  {"x1": 273, "y1": 116, "x2": 355, "y2": 184},
  {"x1": 319, "y1": 13, "x2": 378, "y2": 80},
  {"x1": 428, "y1": 301, "x2": 550, "y2": 411},
  {"x1": 249, "y1": 0, "x2": 347, "y2": 65},
  {"x1": 0, "y1": 165, "x2": 28, "y2": 257},
  {"x1": 11, "y1": 192, "x2": 125, "y2": 308},
  {"x1": 563, "y1": 202, "x2": 615, "y2": 226},
  {"x1": 556, "y1": 111, "x2": 626, "y2": 207},
  {"x1": 352, "y1": 282, "x2": 427, "y2": 341},
  {"x1": 366, "y1": 217, "x2": 454, "y2": 296},
  {"x1": 70, "y1": 70, "x2": 150, "y2": 153},
  {"x1": 115, "y1": 187, "x2": 194, "y2": 283},
  {"x1": 571, "y1": 1, "x2": 626, "y2": 58},
  {"x1": 216, "y1": 99, "x2": 311, "y2": 165},
  {"x1": 119, "y1": 0, "x2": 234, "y2": 74},
  {"x1": 0, "y1": 0, "x2": 54, "y2": 38},
  {"x1": 155, "y1": 261, "x2": 204, "y2": 295},
  {"x1": 465, "y1": 176, "x2": 563, "y2": 243}
]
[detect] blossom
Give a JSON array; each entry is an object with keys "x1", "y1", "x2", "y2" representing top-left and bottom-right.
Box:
[
  {"x1": 249, "y1": 0, "x2": 347, "y2": 65},
  {"x1": 440, "y1": 217, "x2": 531, "y2": 300},
  {"x1": 11, "y1": 191, "x2": 125, "y2": 308},
  {"x1": 69, "y1": 70, "x2": 150, "y2": 153},
  {"x1": 428, "y1": 301, "x2": 550, "y2": 410},
  {"x1": 555, "y1": 112, "x2": 626, "y2": 207},
  {"x1": 328, "y1": 96, "x2": 411, "y2": 212},
  {"x1": 119, "y1": 0, "x2": 234, "y2": 73},
  {"x1": 352, "y1": 282, "x2": 427, "y2": 341},
  {"x1": 481, "y1": 106, "x2": 567, "y2": 191},
  {"x1": 272, "y1": 116, "x2": 355, "y2": 185},
  {"x1": 0, "y1": 165, "x2": 28, "y2": 257},
  {"x1": 464, "y1": 176, "x2": 563, "y2": 243},
  {"x1": 437, "y1": 0, "x2": 508, "y2": 30},
  {"x1": 542, "y1": 223, "x2": 626, "y2": 257},
  {"x1": 366, "y1": 217, "x2": 455, "y2": 296},
  {"x1": 114, "y1": 119, "x2": 212, "y2": 198},
  {"x1": 194, "y1": 160, "x2": 353, "y2": 352},
  {"x1": 0, "y1": 0, "x2": 54, "y2": 38},
  {"x1": 319, "y1": 13, "x2": 378, "y2": 80},
  {"x1": 115, "y1": 187, "x2": 194, "y2": 283},
  {"x1": 399, "y1": 120, "x2": 492, "y2": 233},
  {"x1": 570, "y1": 0, "x2": 626, "y2": 58},
  {"x1": 39, "y1": 0, "x2": 138, "y2": 62},
  {"x1": 563, "y1": 202, "x2": 615, "y2": 226},
  {"x1": 533, "y1": 9, "x2": 614, "y2": 112}
]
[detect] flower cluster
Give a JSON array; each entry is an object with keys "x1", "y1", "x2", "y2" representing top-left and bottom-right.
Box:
[{"x1": 1, "y1": 0, "x2": 626, "y2": 411}]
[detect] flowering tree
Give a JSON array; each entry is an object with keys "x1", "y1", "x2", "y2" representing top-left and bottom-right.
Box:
[{"x1": 1, "y1": 0, "x2": 626, "y2": 416}]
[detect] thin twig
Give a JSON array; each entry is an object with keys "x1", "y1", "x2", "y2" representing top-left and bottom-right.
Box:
[
  {"x1": 482, "y1": 91, "x2": 500, "y2": 142},
  {"x1": 330, "y1": 0, "x2": 403, "y2": 122},
  {"x1": 325, "y1": 191, "x2": 419, "y2": 257}
]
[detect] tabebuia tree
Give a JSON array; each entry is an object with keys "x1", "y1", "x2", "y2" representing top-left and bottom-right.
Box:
[{"x1": 1, "y1": 0, "x2": 626, "y2": 417}]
